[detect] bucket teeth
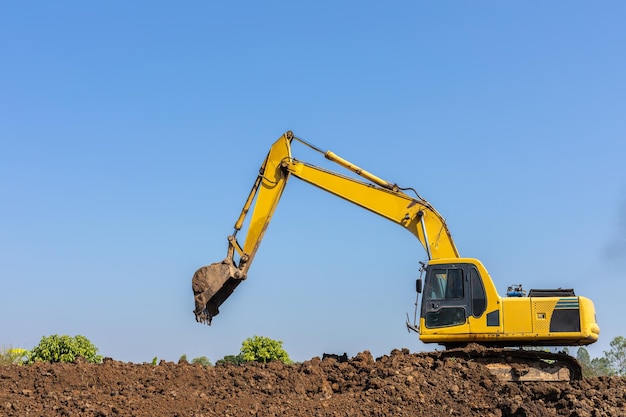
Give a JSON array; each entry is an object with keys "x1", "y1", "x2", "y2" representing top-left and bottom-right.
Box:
[{"x1": 194, "y1": 308, "x2": 214, "y2": 325}]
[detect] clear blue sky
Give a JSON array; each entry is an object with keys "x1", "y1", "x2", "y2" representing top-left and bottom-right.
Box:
[{"x1": 1, "y1": 2, "x2": 625, "y2": 363}]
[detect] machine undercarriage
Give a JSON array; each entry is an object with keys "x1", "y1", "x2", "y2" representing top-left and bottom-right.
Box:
[{"x1": 434, "y1": 344, "x2": 582, "y2": 382}]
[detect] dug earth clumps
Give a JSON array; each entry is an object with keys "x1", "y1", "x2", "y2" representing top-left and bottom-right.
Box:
[{"x1": 1, "y1": 348, "x2": 624, "y2": 416}]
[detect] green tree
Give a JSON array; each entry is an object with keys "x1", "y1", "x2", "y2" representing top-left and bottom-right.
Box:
[
  {"x1": 577, "y1": 347, "x2": 593, "y2": 377},
  {"x1": 178, "y1": 354, "x2": 188, "y2": 363},
  {"x1": 578, "y1": 347, "x2": 612, "y2": 377},
  {"x1": 576, "y1": 337, "x2": 626, "y2": 377},
  {"x1": 240, "y1": 335, "x2": 292, "y2": 364},
  {"x1": 605, "y1": 336, "x2": 626, "y2": 376},
  {"x1": 191, "y1": 356, "x2": 212, "y2": 366},
  {"x1": 26, "y1": 335, "x2": 102, "y2": 364},
  {"x1": 590, "y1": 356, "x2": 613, "y2": 377}
]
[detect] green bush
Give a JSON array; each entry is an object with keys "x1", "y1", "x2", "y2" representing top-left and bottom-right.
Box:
[
  {"x1": 26, "y1": 335, "x2": 103, "y2": 364},
  {"x1": 216, "y1": 354, "x2": 244, "y2": 366},
  {"x1": 240, "y1": 335, "x2": 292, "y2": 364},
  {"x1": 191, "y1": 356, "x2": 212, "y2": 366}
]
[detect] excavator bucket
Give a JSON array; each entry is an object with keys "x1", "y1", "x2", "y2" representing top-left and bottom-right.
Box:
[{"x1": 192, "y1": 260, "x2": 242, "y2": 325}]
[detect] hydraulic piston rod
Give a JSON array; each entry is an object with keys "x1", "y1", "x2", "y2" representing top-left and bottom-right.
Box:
[{"x1": 324, "y1": 151, "x2": 399, "y2": 192}]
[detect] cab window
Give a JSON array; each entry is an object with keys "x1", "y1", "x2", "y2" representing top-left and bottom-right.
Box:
[
  {"x1": 425, "y1": 307, "x2": 466, "y2": 328},
  {"x1": 470, "y1": 267, "x2": 486, "y2": 317},
  {"x1": 428, "y1": 268, "x2": 464, "y2": 300}
]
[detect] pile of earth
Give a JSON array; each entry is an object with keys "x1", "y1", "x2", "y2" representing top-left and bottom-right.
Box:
[{"x1": 1, "y1": 348, "x2": 625, "y2": 416}]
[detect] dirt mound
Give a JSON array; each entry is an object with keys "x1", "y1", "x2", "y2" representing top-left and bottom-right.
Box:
[{"x1": 1, "y1": 349, "x2": 625, "y2": 416}]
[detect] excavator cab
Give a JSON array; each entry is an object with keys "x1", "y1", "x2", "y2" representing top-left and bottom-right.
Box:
[
  {"x1": 419, "y1": 262, "x2": 485, "y2": 331},
  {"x1": 415, "y1": 258, "x2": 599, "y2": 349}
]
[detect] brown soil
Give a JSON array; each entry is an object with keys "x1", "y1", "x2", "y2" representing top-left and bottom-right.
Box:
[{"x1": 1, "y1": 349, "x2": 625, "y2": 417}]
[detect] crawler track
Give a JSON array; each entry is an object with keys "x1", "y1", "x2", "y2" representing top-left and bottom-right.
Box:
[{"x1": 431, "y1": 345, "x2": 582, "y2": 382}]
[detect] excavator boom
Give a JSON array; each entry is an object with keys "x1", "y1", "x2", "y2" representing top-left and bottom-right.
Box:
[{"x1": 192, "y1": 131, "x2": 458, "y2": 324}]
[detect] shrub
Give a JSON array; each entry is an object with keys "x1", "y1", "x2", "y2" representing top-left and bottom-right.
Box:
[
  {"x1": 191, "y1": 356, "x2": 212, "y2": 366},
  {"x1": 240, "y1": 335, "x2": 292, "y2": 364},
  {"x1": 216, "y1": 354, "x2": 244, "y2": 366},
  {"x1": 26, "y1": 335, "x2": 102, "y2": 364}
]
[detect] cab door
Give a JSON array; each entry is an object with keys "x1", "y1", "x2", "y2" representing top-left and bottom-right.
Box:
[{"x1": 421, "y1": 264, "x2": 470, "y2": 334}]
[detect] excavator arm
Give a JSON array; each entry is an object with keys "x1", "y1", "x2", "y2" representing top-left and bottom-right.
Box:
[{"x1": 192, "y1": 131, "x2": 459, "y2": 324}]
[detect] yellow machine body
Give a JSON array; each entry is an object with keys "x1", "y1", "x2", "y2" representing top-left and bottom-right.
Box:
[{"x1": 417, "y1": 258, "x2": 599, "y2": 347}]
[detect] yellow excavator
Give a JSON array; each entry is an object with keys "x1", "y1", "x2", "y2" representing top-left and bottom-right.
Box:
[{"x1": 192, "y1": 131, "x2": 600, "y2": 381}]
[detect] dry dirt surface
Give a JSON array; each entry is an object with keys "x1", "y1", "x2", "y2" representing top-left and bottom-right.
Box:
[{"x1": 1, "y1": 349, "x2": 625, "y2": 417}]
